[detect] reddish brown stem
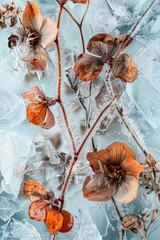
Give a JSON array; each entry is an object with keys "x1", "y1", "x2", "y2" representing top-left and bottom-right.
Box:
[
  {"x1": 58, "y1": 99, "x2": 77, "y2": 155},
  {"x1": 63, "y1": 0, "x2": 91, "y2": 53},
  {"x1": 56, "y1": 5, "x2": 63, "y2": 101}
]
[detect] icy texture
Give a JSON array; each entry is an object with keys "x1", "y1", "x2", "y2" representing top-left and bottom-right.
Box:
[
  {"x1": 0, "y1": 91, "x2": 26, "y2": 128},
  {"x1": 0, "y1": 130, "x2": 35, "y2": 196},
  {"x1": 2, "y1": 219, "x2": 42, "y2": 240},
  {"x1": 73, "y1": 210, "x2": 102, "y2": 240},
  {"x1": 0, "y1": 197, "x2": 22, "y2": 222}
]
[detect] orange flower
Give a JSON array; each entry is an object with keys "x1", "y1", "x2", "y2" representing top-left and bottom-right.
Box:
[
  {"x1": 74, "y1": 34, "x2": 138, "y2": 83},
  {"x1": 24, "y1": 180, "x2": 74, "y2": 235},
  {"x1": 22, "y1": 1, "x2": 58, "y2": 71},
  {"x1": 83, "y1": 142, "x2": 144, "y2": 203},
  {"x1": 21, "y1": 86, "x2": 56, "y2": 129}
]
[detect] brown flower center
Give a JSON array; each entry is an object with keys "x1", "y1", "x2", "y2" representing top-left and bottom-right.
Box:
[
  {"x1": 107, "y1": 164, "x2": 125, "y2": 183},
  {"x1": 26, "y1": 28, "x2": 41, "y2": 47},
  {"x1": 102, "y1": 55, "x2": 113, "y2": 66}
]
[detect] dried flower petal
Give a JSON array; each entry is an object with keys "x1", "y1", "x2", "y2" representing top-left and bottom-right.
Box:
[
  {"x1": 83, "y1": 174, "x2": 116, "y2": 201},
  {"x1": 44, "y1": 208, "x2": 63, "y2": 234},
  {"x1": 87, "y1": 34, "x2": 133, "y2": 58},
  {"x1": 28, "y1": 200, "x2": 50, "y2": 221},
  {"x1": 24, "y1": 180, "x2": 48, "y2": 201},
  {"x1": 22, "y1": 86, "x2": 55, "y2": 129},
  {"x1": 114, "y1": 175, "x2": 139, "y2": 203},
  {"x1": 74, "y1": 54, "x2": 104, "y2": 81},
  {"x1": 59, "y1": 210, "x2": 74, "y2": 233},
  {"x1": 22, "y1": 2, "x2": 43, "y2": 31},
  {"x1": 112, "y1": 54, "x2": 138, "y2": 83}
]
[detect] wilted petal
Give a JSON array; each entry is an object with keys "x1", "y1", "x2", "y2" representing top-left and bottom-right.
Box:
[
  {"x1": 44, "y1": 208, "x2": 63, "y2": 234},
  {"x1": 112, "y1": 54, "x2": 138, "y2": 83},
  {"x1": 114, "y1": 176, "x2": 138, "y2": 203},
  {"x1": 28, "y1": 200, "x2": 50, "y2": 221},
  {"x1": 74, "y1": 54, "x2": 104, "y2": 81},
  {"x1": 24, "y1": 180, "x2": 48, "y2": 201},
  {"x1": 40, "y1": 18, "x2": 58, "y2": 48},
  {"x1": 83, "y1": 175, "x2": 116, "y2": 202},
  {"x1": 26, "y1": 103, "x2": 46, "y2": 126},
  {"x1": 22, "y1": 2, "x2": 43, "y2": 32},
  {"x1": 87, "y1": 33, "x2": 114, "y2": 56},
  {"x1": 60, "y1": 210, "x2": 74, "y2": 233},
  {"x1": 22, "y1": 46, "x2": 47, "y2": 63},
  {"x1": 106, "y1": 142, "x2": 136, "y2": 165},
  {"x1": 41, "y1": 108, "x2": 55, "y2": 129},
  {"x1": 86, "y1": 149, "x2": 110, "y2": 172},
  {"x1": 21, "y1": 86, "x2": 46, "y2": 102},
  {"x1": 121, "y1": 158, "x2": 144, "y2": 180},
  {"x1": 87, "y1": 34, "x2": 133, "y2": 58}
]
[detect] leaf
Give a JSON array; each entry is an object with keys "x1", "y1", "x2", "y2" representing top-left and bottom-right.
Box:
[
  {"x1": 0, "y1": 197, "x2": 22, "y2": 222},
  {"x1": 0, "y1": 130, "x2": 35, "y2": 196},
  {"x1": 0, "y1": 91, "x2": 26, "y2": 127}
]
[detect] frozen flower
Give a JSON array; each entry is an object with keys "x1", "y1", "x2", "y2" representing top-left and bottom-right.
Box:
[
  {"x1": 21, "y1": 1, "x2": 58, "y2": 72},
  {"x1": 21, "y1": 86, "x2": 56, "y2": 129},
  {"x1": 24, "y1": 180, "x2": 74, "y2": 234},
  {"x1": 74, "y1": 34, "x2": 138, "y2": 83},
  {"x1": 83, "y1": 142, "x2": 144, "y2": 203}
]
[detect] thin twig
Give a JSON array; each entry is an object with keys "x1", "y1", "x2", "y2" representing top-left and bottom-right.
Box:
[
  {"x1": 111, "y1": 197, "x2": 125, "y2": 240},
  {"x1": 63, "y1": 0, "x2": 90, "y2": 53}
]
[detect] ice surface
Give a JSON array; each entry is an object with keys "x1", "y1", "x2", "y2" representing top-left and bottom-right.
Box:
[
  {"x1": 127, "y1": 39, "x2": 160, "y2": 129},
  {"x1": 2, "y1": 219, "x2": 42, "y2": 240},
  {"x1": 0, "y1": 197, "x2": 22, "y2": 222},
  {"x1": 73, "y1": 210, "x2": 102, "y2": 240},
  {"x1": 0, "y1": 91, "x2": 26, "y2": 128},
  {"x1": 0, "y1": 130, "x2": 35, "y2": 196}
]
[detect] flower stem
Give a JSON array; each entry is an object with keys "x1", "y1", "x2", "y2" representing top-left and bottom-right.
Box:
[
  {"x1": 63, "y1": 0, "x2": 90, "y2": 53},
  {"x1": 56, "y1": 4, "x2": 63, "y2": 101},
  {"x1": 111, "y1": 197, "x2": 125, "y2": 240}
]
